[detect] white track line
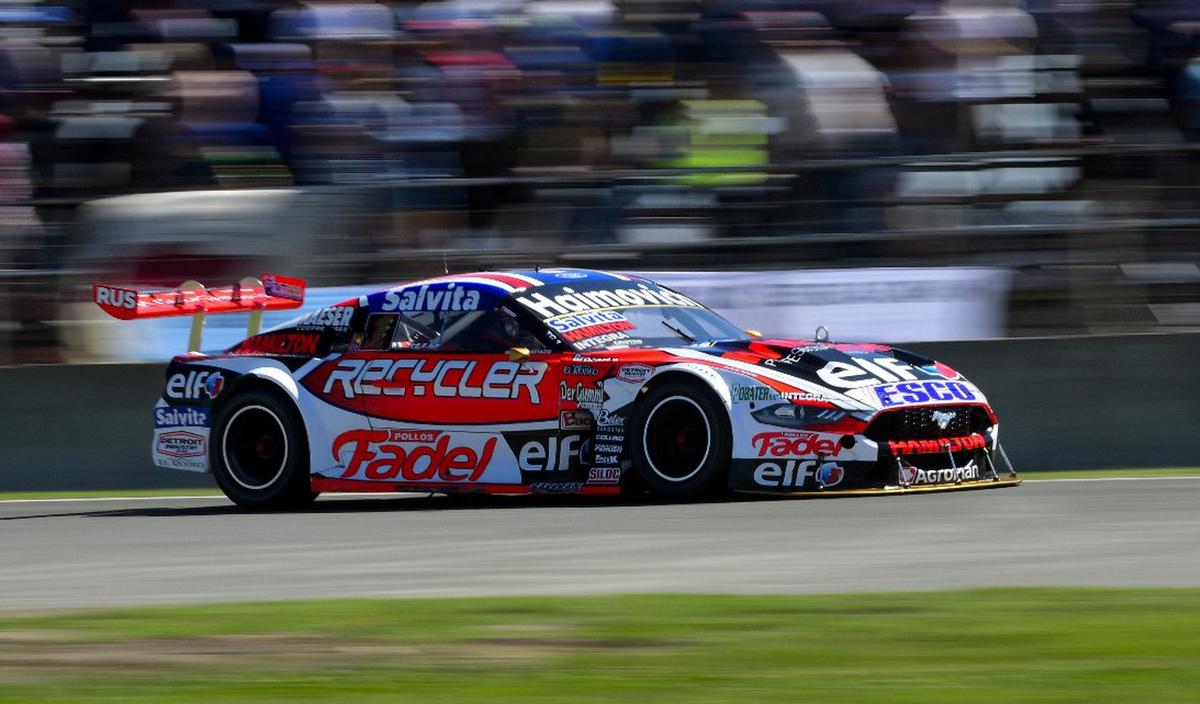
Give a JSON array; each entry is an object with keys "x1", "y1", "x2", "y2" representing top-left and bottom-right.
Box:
[
  {"x1": 1, "y1": 477, "x2": 1199, "y2": 504},
  {"x1": 0, "y1": 495, "x2": 223, "y2": 504}
]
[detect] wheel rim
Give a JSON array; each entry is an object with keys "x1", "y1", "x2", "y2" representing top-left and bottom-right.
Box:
[
  {"x1": 222, "y1": 405, "x2": 289, "y2": 491},
  {"x1": 642, "y1": 395, "x2": 711, "y2": 483}
]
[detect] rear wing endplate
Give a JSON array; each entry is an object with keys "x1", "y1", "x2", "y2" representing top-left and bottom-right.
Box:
[{"x1": 93, "y1": 274, "x2": 306, "y2": 352}]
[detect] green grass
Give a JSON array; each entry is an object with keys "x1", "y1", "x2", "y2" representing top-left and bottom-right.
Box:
[
  {"x1": 1, "y1": 589, "x2": 1198, "y2": 702},
  {"x1": 2, "y1": 467, "x2": 1198, "y2": 501},
  {"x1": 0, "y1": 488, "x2": 220, "y2": 501}
]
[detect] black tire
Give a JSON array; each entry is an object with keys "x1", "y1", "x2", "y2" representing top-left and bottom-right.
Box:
[
  {"x1": 210, "y1": 388, "x2": 316, "y2": 510},
  {"x1": 630, "y1": 381, "x2": 732, "y2": 499}
]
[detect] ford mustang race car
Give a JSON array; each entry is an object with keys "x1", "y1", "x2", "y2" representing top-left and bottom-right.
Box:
[{"x1": 94, "y1": 269, "x2": 1019, "y2": 508}]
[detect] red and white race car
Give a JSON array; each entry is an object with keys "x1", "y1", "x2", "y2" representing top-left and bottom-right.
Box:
[{"x1": 95, "y1": 268, "x2": 1019, "y2": 508}]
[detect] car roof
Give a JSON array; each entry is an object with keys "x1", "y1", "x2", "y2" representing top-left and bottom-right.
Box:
[
  {"x1": 386, "y1": 268, "x2": 639, "y2": 292},
  {"x1": 360, "y1": 268, "x2": 648, "y2": 314}
]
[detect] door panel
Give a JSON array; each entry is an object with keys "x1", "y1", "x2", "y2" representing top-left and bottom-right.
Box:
[{"x1": 302, "y1": 350, "x2": 566, "y2": 486}]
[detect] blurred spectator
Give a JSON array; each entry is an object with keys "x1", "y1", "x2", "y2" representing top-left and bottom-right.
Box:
[{"x1": 0, "y1": 0, "x2": 1193, "y2": 358}]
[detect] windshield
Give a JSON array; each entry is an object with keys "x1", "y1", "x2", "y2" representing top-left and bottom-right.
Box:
[{"x1": 511, "y1": 281, "x2": 748, "y2": 350}]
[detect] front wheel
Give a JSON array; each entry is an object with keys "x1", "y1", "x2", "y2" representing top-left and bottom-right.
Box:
[
  {"x1": 210, "y1": 389, "x2": 316, "y2": 509},
  {"x1": 630, "y1": 381, "x2": 732, "y2": 499}
]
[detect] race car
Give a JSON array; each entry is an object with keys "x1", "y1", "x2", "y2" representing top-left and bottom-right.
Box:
[{"x1": 94, "y1": 268, "x2": 1019, "y2": 508}]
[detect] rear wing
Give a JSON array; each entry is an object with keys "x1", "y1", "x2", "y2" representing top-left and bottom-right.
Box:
[{"x1": 93, "y1": 274, "x2": 307, "y2": 352}]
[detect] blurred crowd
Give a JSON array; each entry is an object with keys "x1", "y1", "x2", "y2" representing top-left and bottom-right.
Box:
[{"x1": 2, "y1": 0, "x2": 1200, "y2": 361}]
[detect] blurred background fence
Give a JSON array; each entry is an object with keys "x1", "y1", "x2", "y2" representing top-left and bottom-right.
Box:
[{"x1": 1, "y1": 0, "x2": 1200, "y2": 364}]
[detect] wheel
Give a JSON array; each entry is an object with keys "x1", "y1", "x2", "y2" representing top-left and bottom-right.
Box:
[
  {"x1": 630, "y1": 381, "x2": 732, "y2": 499},
  {"x1": 210, "y1": 388, "x2": 316, "y2": 509}
]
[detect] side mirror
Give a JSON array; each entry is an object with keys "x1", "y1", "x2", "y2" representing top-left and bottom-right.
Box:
[
  {"x1": 744, "y1": 328, "x2": 763, "y2": 339},
  {"x1": 507, "y1": 346, "x2": 531, "y2": 363}
]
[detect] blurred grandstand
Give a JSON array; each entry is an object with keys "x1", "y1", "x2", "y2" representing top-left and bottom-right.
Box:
[{"x1": 1, "y1": 0, "x2": 1199, "y2": 363}]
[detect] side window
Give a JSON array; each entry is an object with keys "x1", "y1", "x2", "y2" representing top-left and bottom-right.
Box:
[
  {"x1": 326, "y1": 304, "x2": 370, "y2": 353},
  {"x1": 383, "y1": 307, "x2": 548, "y2": 353},
  {"x1": 360, "y1": 314, "x2": 399, "y2": 351}
]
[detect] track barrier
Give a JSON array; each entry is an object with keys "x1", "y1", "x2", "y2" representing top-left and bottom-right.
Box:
[{"x1": 2, "y1": 332, "x2": 1194, "y2": 491}]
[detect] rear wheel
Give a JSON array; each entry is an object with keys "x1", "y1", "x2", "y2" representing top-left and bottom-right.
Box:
[
  {"x1": 630, "y1": 381, "x2": 731, "y2": 499},
  {"x1": 210, "y1": 389, "x2": 315, "y2": 509}
]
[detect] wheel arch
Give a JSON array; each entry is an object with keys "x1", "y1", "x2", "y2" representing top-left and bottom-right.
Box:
[
  {"x1": 634, "y1": 363, "x2": 735, "y2": 437},
  {"x1": 638, "y1": 363, "x2": 733, "y2": 411},
  {"x1": 625, "y1": 364, "x2": 737, "y2": 497},
  {"x1": 212, "y1": 365, "x2": 313, "y2": 460},
  {"x1": 206, "y1": 378, "x2": 317, "y2": 509}
]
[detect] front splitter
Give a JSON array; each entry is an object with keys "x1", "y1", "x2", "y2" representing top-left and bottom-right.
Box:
[{"x1": 738, "y1": 476, "x2": 1022, "y2": 498}]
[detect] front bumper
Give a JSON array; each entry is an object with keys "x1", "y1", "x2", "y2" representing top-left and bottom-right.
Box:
[
  {"x1": 738, "y1": 474, "x2": 1021, "y2": 497},
  {"x1": 729, "y1": 432, "x2": 1018, "y2": 495}
]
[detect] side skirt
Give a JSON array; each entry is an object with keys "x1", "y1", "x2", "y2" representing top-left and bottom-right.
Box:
[
  {"x1": 311, "y1": 477, "x2": 623, "y2": 496},
  {"x1": 737, "y1": 477, "x2": 1022, "y2": 498}
]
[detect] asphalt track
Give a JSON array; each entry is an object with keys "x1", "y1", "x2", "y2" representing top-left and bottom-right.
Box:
[{"x1": 2, "y1": 478, "x2": 1198, "y2": 612}]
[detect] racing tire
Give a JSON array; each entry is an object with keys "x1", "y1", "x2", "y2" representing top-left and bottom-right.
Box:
[
  {"x1": 210, "y1": 389, "x2": 316, "y2": 510},
  {"x1": 630, "y1": 381, "x2": 732, "y2": 499}
]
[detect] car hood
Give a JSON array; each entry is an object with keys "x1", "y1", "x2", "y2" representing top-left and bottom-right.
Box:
[{"x1": 691, "y1": 339, "x2": 988, "y2": 412}]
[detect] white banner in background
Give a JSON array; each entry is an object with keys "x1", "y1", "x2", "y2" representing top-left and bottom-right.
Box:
[
  {"x1": 93, "y1": 268, "x2": 1011, "y2": 361},
  {"x1": 638, "y1": 268, "x2": 1012, "y2": 343}
]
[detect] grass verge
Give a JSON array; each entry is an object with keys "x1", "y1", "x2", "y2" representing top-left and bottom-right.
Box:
[
  {"x1": 0, "y1": 488, "x2": 221, "y2": 501},
  {"x1": 0, "y1": 589, "x2": 1197, "y2": 703}
]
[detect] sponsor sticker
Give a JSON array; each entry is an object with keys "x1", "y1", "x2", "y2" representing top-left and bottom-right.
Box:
[
  {"x1": 333, "y1": 429, "x2": 495, "y2": 481},
  {"x1": 516, "y1": 284, "x2": 702, "y2": 319},
  {"x1": 563, "y1": 364, "x2": 601, "y2": 377},
  {"x1": 559, "y1": 409, "x2": 594, "y2": 431},
  {"x1": 751, "y1": 431, "x2": 843, "y2": 458},
  {"x1": 816, "y1": 463, "x2": 844, "y2": 487},
  {"x1": 547, "y1": 311, "x2": 634, "y2": 342},
  {"x1": 888, "y1": 434, "x2": 986, "y2": 455},
  {"x1": 572, "y1": 331, "x2": 641, "y2": 350},
  {"x1": 874, "y1": 381, "x2": 976, "y2": 407},
  {"x1": 94, "y1": 285, "x2": 137, "y2": 310},
  {"x1": 733, "y1": 386, "x2": 830, "y2": 403},
  {"x1": 156, "y1": 431, "x2": 206, "y2": 458},
  {"x1": 560, "y1": 381, "x2": 604, "y2": 406},
  {"x1": 616, "y1": 363, "x2": 653, "y2": 383},
  {"x1": 573, "y1": 354, "x2": 618, "y2": 363},
  {"x1": 816, "y1": 357, "x2": 909, "y2": 389},
  {"x1": 732, "y1": 385, "x2": 779, "y2": 402},
  {"x1": 752, "y1": 460, "x2": 844, "y2": 488},
  {"x1": 165, "y1": 370, "x2": 224, "y2": 401},
  {"x1": 763, "y1": 344, "x2": 829, "y2": 368},
  {"x1": 381, "y1": 284, "x2": 481, "y2": 312},
  {"x1": 588, "y1": 467, "x2": 621, "y2": 484},
  {"x1": 262, "y1": 274, "x2": 305, "y2": 302},
  {"x1": 156, "y1": 455, "x2": 206, "y2": 471},
  {"x1": 529, "y1": 482, "x2": 585, "y2": 494},
  {"x1": 154, "y1": 406, "x2": 210, "y2": 428},
  {"x1": 516, "y1": 434, "x2": 585, "y2": 472},
  {"x1": 322, "y1": 358, "x2": 546, "y2": 403},
  {"x1": 295, "y1": 306, "x2": 355, "y2": 331},
  {"x1": 899, "y1": 463, "x2": 980, "y2": 486},
  {"x1": 234, "y1": 332, "x2": 321, "y2": 356},
  {"x1": 596, "y1": 407, "x2": 627, "y2": 428}
]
